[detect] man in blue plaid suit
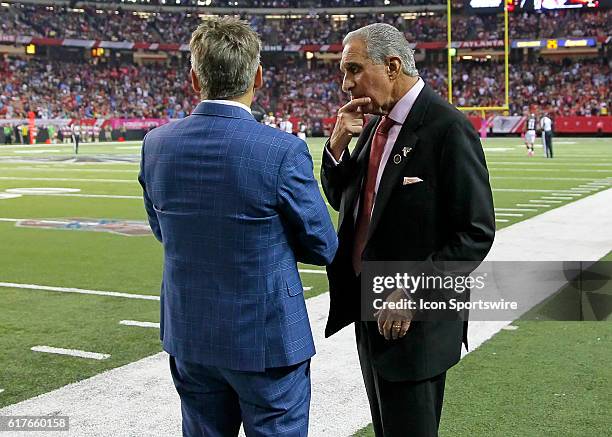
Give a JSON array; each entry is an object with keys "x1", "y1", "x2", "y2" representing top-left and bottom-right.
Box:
[{"x1": 138, "y1": 18, "x2": 338, "y2": 437}]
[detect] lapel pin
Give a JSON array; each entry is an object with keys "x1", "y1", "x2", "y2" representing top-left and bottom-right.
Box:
[
  {"x1": 402, "y1": 146, "x2": 412, "y2": 157},
  {"x1": 393, "y1": 154, "x2": 402, "y2": 164}
]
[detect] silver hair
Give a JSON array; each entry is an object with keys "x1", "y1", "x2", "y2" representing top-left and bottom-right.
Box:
[
  {"x1": 189, "y1": 17, "x2": 261, "y2": 100},
  {"x1": 343, "y1": 23, "x2": 418, "y2": 77}
]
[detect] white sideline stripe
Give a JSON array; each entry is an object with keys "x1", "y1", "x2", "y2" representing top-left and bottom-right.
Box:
[
  {"x1": 542, "y1": 196, "x2": 572, "y2": 200},
  {"x1": 518, "y1": 203, "x2": 550, "y2": 207},
  {"x1": 119, "y1": 320, "x2": 160, "y2": 329},
  {"x1": 495, "y1": 219, "x2": 509, "y2": 223},
  {"x1": 303, "y1": 287, "x2": 313, "y2": 291},
  {"x1": 495, "y1": 213, "x2": 523, "y2": 217},
  {"x1": 535, "y1": 199, "x2": 562, "y2": 203},
  {"x1": 31, "y1": 346, "x2": 110, "y2": 361},
  {"x1": 0, "y1": 177, "x2": 134, "y2": 183},
  {"x1": 0, "y1": 282, "x2": 159, "y2": 301},
  {"x1": 495, "y1": 208, "x2": 537, "y2": 212},
  {"x1": 299, "y1": 269, "x2": 326, "y2": 274}
]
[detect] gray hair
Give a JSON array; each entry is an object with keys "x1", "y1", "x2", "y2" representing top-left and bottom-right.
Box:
[
  {"x1": 189, "y1": 17, "x2": 261, "y2": 100},
  {"x1": 343, "y1": 23, "x2": 418, "y2": 77}
]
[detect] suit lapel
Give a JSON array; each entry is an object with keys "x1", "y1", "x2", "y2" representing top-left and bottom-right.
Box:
[
  {"x1": 366, "y1": 84, "x2": 434, "y2": 242},
  {"x1": 367, "y1": 129, "x2": 419, "y2": 241}
]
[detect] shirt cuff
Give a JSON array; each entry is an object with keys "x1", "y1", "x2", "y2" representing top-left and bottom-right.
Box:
[{"x1": 325, "y1": 146, "x2": 346, "y2": 165}]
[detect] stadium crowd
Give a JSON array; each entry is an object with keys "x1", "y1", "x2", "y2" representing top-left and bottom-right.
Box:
[
  {"x1": 0, "y1": 57, "x2": 197, "y2": 119},
  {"x1": 1, "y1": 54, "x2": 609, "y2": 125},
  {"x1": 2, "y1": 3, "x2": 610, "y2": 44},
  {"x1": 77, "y1": 0, "x2": 446, "y2": 6}
]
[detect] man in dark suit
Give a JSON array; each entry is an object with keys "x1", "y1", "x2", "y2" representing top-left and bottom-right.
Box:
[
  {"x1": 321, "y1": 24, "x2": 495, "y2": 436},
  {"x1": 139, "y1": 17, "x2": 338, "y2": 436}
]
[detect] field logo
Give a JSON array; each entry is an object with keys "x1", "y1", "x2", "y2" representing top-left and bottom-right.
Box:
[{"x1": 16, "y1": 218, "x2": 151, "y2": 236}]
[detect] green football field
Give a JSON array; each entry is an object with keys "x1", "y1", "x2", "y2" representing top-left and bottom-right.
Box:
[{"x1": 0, "y1": 137, "x2": 611, "y2": 435}]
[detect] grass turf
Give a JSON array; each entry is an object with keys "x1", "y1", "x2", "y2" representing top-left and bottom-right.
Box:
[{"x1": 0, "y1": 137, "x2": 611, "y2": 428}]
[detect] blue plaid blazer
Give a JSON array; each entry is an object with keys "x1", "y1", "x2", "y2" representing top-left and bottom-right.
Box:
[{"x1": 139, "y1": 102, "x2": 337, "y2": 371}]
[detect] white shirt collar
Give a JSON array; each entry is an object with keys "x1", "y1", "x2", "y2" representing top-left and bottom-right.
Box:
[
  {"x1": 388, "y1": 77, "x2": 425, "y2": 125},
  {"x1": 201, "y1": 99, "x2": 252, "y2": 114}
]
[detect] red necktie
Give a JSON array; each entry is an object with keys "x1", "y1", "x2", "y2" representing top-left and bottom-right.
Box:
[{"x1": 352, "y1": 116, "x2": 395, "y2": 275}]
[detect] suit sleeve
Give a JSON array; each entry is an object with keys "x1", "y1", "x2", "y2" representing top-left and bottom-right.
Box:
[
  {"x1": 277, "y1": 139, "x2": 338, "y2": 265},
  {"x1": 138, "y1": 137, "x2": 162, "y2": 242},
  {"x1": 435, "y1": 118, "x2": 495, "y2": 263},
  {"x1": 320, "y1": 139, "x2": 351, "y2": 211}
]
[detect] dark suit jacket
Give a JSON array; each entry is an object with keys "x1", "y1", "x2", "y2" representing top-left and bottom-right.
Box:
[{"x1": 321, "y1": 84, "x2": 495, "y2": 381}]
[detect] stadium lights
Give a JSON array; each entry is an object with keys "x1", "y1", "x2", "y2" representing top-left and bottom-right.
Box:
[
  {"x1": 306, "y1": 52, "x2": 314, "y2": 60},
  {"x1": 0, "y1": 3, "x2": 9, "y2": 7}
]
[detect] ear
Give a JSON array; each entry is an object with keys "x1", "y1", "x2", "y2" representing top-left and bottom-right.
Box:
[
  {"x1": 387, "y1": 57, "x2": 402, "y2": 80},
  {"x1": 253, "y1": 65, "x2": 263, "y2": 90},
  {"x1": 191, "y1": 69, "x2": 201, "y2": 95}
]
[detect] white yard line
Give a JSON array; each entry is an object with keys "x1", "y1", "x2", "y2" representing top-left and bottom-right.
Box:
[
  {"x1": 15, "y1": 150, "x2": 61, "y2": 154},
  {"x1": 0, "y1": 282, "x2": 159, "y2": 301},
  {"x1": 495, "y1": 219, "x2": 509, "y2": 223},
  {"x1": 491, "y1": 176, "x2": 596, "y2": 181},
  {"x1": 533, "y1": 199, "x2": 562, "y2": 203},
  {"x1": 495, "y1": 208, "x2": 537, "y2": 212},
  {"x1": 495, "y1": 213, "x2": 523, "y2": 217},
  {"x1": 486, "y1": 161, "x2": 612, "y2": 167},
  {"x1": 550, "y1": 193, "x2": 582, "y2": 197},
  {"x1": 1, "y1": 189, "x2": 611, "y2": 437},
  {"x1": 0, "y1": 167, "x2": 137, "y2": 173},
  {"x1": 299, "y1": 269, "x2": 326, "y2": 274},
  {"x1": 0, "y1": 177, "x2": 134, "y2": 183},
  {"x1": 119, "y1": 320, "x2": 160, "y2": 329},
  {"x1": 489, "y1": 168, "x2": 611, "y2": 173},
  {"x1": 31, "y1": 346, "x2": 110, "y2": 361},
  {"x1": 15, "y1": 193, "x2": 141, "y2": 199},
  {"x1": 517, "y1": 203, "x2": 550, "y2": 207}
]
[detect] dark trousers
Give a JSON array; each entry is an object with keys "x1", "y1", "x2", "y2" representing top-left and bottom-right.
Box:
[
  {"x1": 169, "y1": 355, "x2": 311, "y2": 437},
  {"x1": 73, "y1": 135, "x2": 80, "y2": 154},
  {"x1": 543, "y1": 131, "x2": 553, "y2": 158},
  {"x1": 356, "y1": 322, "x2": 446, "y2": 437}
]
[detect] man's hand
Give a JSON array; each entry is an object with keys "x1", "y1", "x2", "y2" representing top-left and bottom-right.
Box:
[
  {"x1": 329, "y1": 97, "x2": 371, "y2": 160},
  {"x1": 375, "y1": 288, "x2": 413, "y2": 341}
]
